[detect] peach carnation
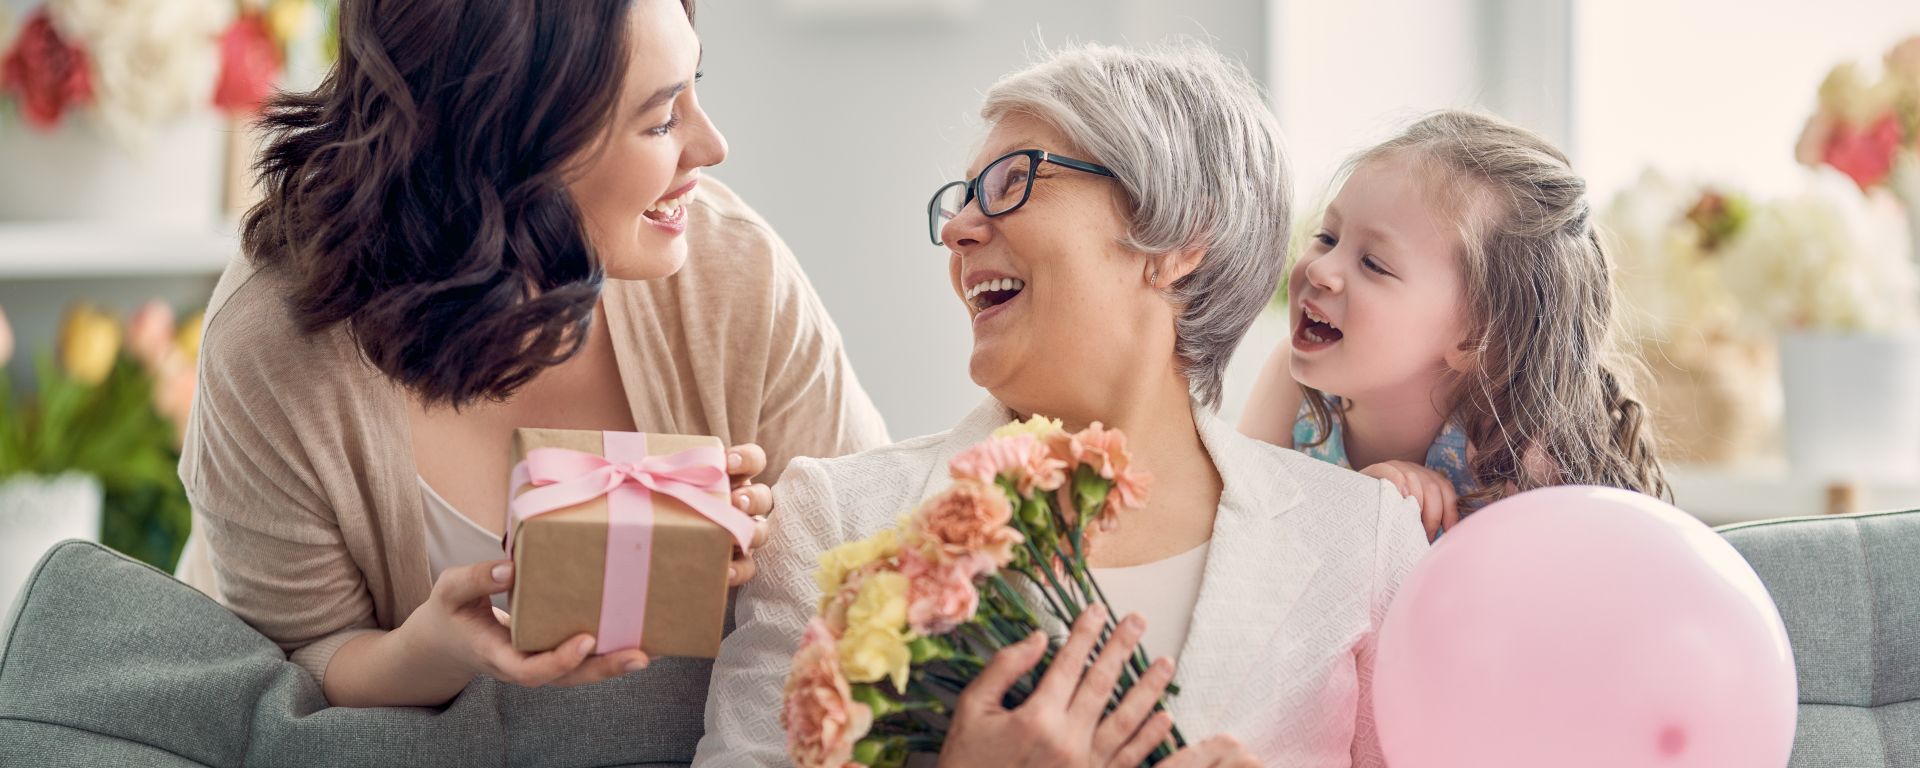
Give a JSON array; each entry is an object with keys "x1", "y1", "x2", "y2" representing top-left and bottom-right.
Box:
[
  {"x1": 783, "y1": 619, "x2": 872, "y2": 768},
  {"x1": 910, "y1": 479, "x2": 1023, "y2": 574}
]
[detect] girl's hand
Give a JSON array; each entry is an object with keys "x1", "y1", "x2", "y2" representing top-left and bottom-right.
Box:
[
  {"x1": 1361, "y1": 460, "x2": 1459, "y2": 541},
  {"x1": 939, "y1": 604, "x2": 1175, "y2": 768},
  {"x1": 1158, "y1": 735, "x2": 1263, "y2": 767},
  {"x1": 724, "y1": 443, "x2": 774, "y2": 586},
  {"x1": 397, "y1": 559, "x2": 651, "y2": 694}
]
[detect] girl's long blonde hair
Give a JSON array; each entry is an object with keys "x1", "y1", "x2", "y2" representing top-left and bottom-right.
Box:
[{"x1": 1301, "y1": 110, "x2": 1668, "y2": 505}]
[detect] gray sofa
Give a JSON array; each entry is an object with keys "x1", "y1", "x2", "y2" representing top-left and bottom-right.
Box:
[
  {"x1": 1718, "y1": 508, "x2": 1920, "y2": 767},
  {"x1": 4, "y1": 509, "x2": 1917, "y2": 767},
  {"x1": 0, "y1": 540, "x2": 711, "y2": 767}
]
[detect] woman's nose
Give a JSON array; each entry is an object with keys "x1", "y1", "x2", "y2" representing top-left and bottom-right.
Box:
[
  {"x1": 940, "y1": 203, "x2": 991, "y2": 251},
  {"x1": 686, "y1": 104, "x2": 728, "y2": 169}
]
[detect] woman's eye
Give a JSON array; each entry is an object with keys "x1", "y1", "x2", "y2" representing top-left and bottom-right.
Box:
[
  {"x1": 1312, "y1": 232, "x2": 1336, "y2": 248},
  {"x1": 1361, "y1": 255, "x2": 1393, "y2": 276},
  {"x1": 648, "y1": 112, "x2": 682, "y2": 137}
]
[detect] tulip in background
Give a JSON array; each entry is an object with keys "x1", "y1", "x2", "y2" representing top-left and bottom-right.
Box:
[{"x1": 0, "y1": 300, "x2": 203, "y2": 572}]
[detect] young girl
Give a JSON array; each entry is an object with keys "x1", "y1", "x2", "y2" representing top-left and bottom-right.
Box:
[{"x1": 1240, "y1": 110, "x2": 1666, "y2": 539}]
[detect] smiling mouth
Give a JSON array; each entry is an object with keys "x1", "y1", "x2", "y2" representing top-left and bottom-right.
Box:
[
  {"x1": 965, "y1": 277, "x2": 1027, "y2": 313},
  {"x1": 1294, "y1": 304, "x2": 1343, "y2": 350}
]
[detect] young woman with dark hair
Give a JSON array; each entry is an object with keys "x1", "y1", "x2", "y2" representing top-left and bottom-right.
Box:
[{"x1": 177, "y1": 0, "x2": 888, "y2": 717}]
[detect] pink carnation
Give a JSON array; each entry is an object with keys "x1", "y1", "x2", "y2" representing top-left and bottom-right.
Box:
[
  {"x1": 912, "y1": 479, "x2": 1022, "y2": 574},
  {"x1": 900, "y1": 545, "x2": 980, "y2": 635},
  {"x1": 949, "y1": 435, "x2": 1068, "y2": 496},
  {"x1": 1048, "y1": 423, "x2": 1153, "y2": 525},
  {"x1": 783, "y1": 619, "x2": 872, "y2": 768}
]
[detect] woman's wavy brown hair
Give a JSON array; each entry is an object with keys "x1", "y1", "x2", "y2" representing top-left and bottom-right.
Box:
[
  {"x1": 244, "y1": 0, "x2": 690, "y2": 407},
  {"x1": 1300, "y1": 110, "x2": 1669, "y2": 506}
]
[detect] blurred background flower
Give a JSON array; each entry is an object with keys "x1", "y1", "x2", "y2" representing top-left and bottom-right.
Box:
[
  {"x1": 1722, "y1": 167, "x2": 1918, "y2": 334},
  {"x1": 0, "y1": 7, "x2": 90, "y2": 130},
  {"x1": 44, "y1": 0, "x2": 231, "y2": 147}
]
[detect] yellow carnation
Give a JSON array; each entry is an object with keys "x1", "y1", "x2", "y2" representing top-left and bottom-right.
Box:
[
  {"x1": 839, "y1": 571, "x2": 912, "y2": 691},
  {"x1": 992, "y1": 414, "x2": 1066, "y2": 441},
  {"x1": 815, "y1": 529, "x2": 900, "y2": 594}
]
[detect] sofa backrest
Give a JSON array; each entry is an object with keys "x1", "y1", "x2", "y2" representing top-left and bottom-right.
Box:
[{"x1": 1718, "y1": 508, "x2": 1920, "y2": 768}]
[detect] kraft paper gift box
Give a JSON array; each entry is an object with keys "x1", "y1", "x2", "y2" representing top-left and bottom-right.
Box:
[{"x1": 506, "y1": 428, "x2": 754, "y2": 658}]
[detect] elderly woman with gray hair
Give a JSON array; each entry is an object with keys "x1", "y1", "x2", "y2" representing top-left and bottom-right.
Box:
[{"x1": 696, "y1": 41, "x2": 1426, "y2": 767}]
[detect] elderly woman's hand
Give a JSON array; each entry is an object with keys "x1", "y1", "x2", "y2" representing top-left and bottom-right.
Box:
[
  {"x1": 1158, "y1": 735, "x2": 1263, "y2": 767},
  {"x1": 937, "y1": 604, "x2": 1177, "y2": 768},
  {"x1": 723, "y1": 443, "x2": 774, "y2": 586}
]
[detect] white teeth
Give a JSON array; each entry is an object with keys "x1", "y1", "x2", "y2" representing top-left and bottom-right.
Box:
[
  {"x1": 1303, "y1": 306, "x2": 1338, "y2": 329},
  {"x1": 647, "y1": 197, "x2": 684, "y2": 216},
  {"x1": 965, "y1": 277, "x2": 1027, "y2": 300}
]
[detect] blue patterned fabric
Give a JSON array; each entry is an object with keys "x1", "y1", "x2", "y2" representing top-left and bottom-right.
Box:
[{"x1": 1291, "y1": 398, "x2": 1474, "y2": 499}]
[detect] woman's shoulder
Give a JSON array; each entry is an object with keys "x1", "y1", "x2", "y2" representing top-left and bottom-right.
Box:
[
  {"x1": 199, "y1": 258, "x2": 357, "y2": 379},
  {"x1": 779, "y1": 430, "x2": 953, "y2": 500}
]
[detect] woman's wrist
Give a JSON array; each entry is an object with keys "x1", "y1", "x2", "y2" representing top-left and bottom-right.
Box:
[
  {"x1": 321, "y1": 617, "x2": 474, "y2": 708},
  {"x1": 388, "y1": 612, "x2": 480, "y2": 698}
]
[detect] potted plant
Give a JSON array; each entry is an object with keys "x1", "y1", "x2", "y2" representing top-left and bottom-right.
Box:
[
  {"x1": 0, "y1": 301, "x2": 201, "y2": 610},
  {"x1": 1718, "y1": 168, "x2": 1920, "y2": 482}
]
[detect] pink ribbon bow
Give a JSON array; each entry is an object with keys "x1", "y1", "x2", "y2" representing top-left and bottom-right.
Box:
[{"x1": 505, "y1": 432, "x2": 754, "y2": 653}]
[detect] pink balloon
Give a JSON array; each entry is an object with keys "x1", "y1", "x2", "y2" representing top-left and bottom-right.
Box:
[{"x1": 1374, "y1": 486, "x2": 1797, "y2": 768}]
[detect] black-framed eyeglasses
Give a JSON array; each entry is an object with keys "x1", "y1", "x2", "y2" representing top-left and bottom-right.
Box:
[{"x1": 927, "y1": 149, "x2": 1116, "y2": 246}]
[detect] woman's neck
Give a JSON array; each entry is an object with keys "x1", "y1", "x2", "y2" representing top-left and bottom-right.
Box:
[
  {"x1": 1007, "y1": 368, "x2": 1217, "y2": 502},
  {"x1": 1339, "y1": 385, "x2": 1450, "y2": 470}
]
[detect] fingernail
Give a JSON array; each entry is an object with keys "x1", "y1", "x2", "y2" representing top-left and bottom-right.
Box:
[
  {"x1": 1028, "y1": 630, "x2": 1046, "y2": 644},
  {"x1": 1123, "y1": 614, "x2": 1145, "y2": 631},
  {"x1": 728, "y1": 451, "x2": 743, "y2": 469},
  {"x1": 1154, "y1": 657, "x2": 1173, "y2": 674},
  {"x1": 735, "y1": 491, "x2": 752, "y2": 510},
  {"x1": 491, "y1": 563, "x2": 512, "y2": 583},
  {"x1": 1088, "y1": 603, "x2": 1107, "y2": 620},
  {"x1": 625, "y1": 658, "x2": 649, "y2": 673},
  {"x1": 576, "y1": 637, "x2": 596, "y2": 655}
]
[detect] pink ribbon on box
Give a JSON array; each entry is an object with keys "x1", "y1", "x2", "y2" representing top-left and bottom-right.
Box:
[{"x1": 505, "y1": 433, "x2": 755, "y2": 653}]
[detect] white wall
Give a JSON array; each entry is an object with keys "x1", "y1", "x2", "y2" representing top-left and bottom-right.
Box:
[
  {"x1": 1574, "y1": 0, "x2": 1920, "y2": 199},
  {"x1": 694, "y1": 0, "x2": 1267, "y2": 438}
]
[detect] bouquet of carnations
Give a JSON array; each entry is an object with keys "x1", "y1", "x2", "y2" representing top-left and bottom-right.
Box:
[{"x1": 781, "y1": 416, "x2": 1183, "y2": 768}]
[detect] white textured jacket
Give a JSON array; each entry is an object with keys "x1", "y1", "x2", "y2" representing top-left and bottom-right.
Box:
[{"x1": 695, "y1": 398, "x2": 1429, "y2": 767}]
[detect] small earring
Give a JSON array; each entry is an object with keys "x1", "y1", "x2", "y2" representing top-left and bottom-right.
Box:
[{"x1": 1146, "y1": 265, "x2": 1160, "y2": 287}]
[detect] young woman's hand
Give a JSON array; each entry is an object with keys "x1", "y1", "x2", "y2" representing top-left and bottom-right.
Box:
[
  {"x1": 397, "y1": 559, "x2": 653, "y2": 695},
  {"x1": 1158, "y1": 734, "x2": 1263, "y2": 767},
  {"x1": 723, "y1": 443, "x2": 773, "y2": 586},
  {"x1": 938, "y1": 604, "x2": 1177, "y2": 768},
  {"x1": 1361, "y1": 460, "x2": 1459, "y2": 541}
]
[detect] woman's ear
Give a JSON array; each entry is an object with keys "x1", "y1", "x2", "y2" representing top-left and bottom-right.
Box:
[{"x1": 1149, "y1": 246, "x2": 1207, "y2": 288}]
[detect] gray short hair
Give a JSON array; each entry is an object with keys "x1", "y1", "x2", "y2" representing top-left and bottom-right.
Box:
[{"x1": 980, "y1": 41, "x2": 1292, "y2": 409}]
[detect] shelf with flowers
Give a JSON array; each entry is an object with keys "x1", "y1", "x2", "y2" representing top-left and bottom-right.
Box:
[
  {"x1": 0, "y1": 300, "x2": 202, "y2": 611},
  {"x1": 0, "y1": 0, "x2": 334, "y2": 230},
  {"x1": 1605, "y1": 165, "x2": 1920, "y2": 488}
]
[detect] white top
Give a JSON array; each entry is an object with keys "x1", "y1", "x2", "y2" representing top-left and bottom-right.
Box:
[
  {"x1": 418, "y1": 476, "x2": 510, "y2": 612},
  {"x1": 694, "y1": 397, "x2": 1429, "y2": 767},
  {"x1": 1089, "y1": 541, "x2": 1211, "y2": 664}
]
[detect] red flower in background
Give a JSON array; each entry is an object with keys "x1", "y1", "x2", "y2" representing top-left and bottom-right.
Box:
[
  {"x1": 213, "y1": 13, "x2": 281, "y2": 116},
  {"x1": 1821, "y1": 115, "x2": 1904, "y2": 190},
  {"x1": 1, "y1": 9, "x2": 94, "y2": 131}
]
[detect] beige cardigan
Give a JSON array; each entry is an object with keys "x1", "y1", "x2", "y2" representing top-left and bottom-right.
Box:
[{"x1": 177, "y1": 179, "x2": 891, "y2": 685}]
